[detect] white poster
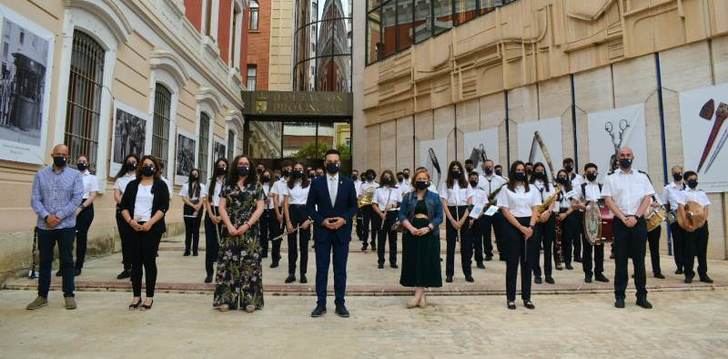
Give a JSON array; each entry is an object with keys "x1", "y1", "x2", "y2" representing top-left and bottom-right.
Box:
[
  {"x1": 588, "y1": 104, "x2": 648, "y2": 182},
  {"x1": 463, "y1": 128, "x2": 499, "y2": 172},
  {"x1": 517, "y1": 117, "x2": 563, "y2": 180},
  {"x1": 110, "y1": 102, "x2": 150, "y2": 176},
  {"x1": 175, "y1": 129, "x2": 196, "y2": 184},
  {"x1": 418, "y1": 138, "x2": 447, "y2": 188},
  {"x1": 679, "y1": 83, "x2": 728, "y2": 192},
  {"x1": 0, "y1": 6, "x2": 53, "y2": 164}
]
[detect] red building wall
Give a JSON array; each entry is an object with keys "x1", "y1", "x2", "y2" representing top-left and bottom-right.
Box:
[
  {"x1": 245, "y1": 0, "x2": 271, "y2": 90},
  {"x1": 217, "y1": 0, "x2": 232, "y2": 63},
  {"x1": 184, "y1": 0, "x2": 202, "y2": 31}
]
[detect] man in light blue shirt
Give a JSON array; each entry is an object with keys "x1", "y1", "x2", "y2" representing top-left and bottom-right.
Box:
[{"x1": 27, "y1": 144, "x2": 83, "y2": 311}]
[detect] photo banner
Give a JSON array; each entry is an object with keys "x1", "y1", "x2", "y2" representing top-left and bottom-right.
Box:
[
  {"x1": 110, "y1": 101, "x2": 150, "y2": 176},
  {"x1": 462, "y1": 128, "x2": 499, "y2": 172},
  {"x1": 517, "y1": 117, "x2": 563, "y2": 180},
  {"x1": 587, "y1": 104, "x2": 648, "y2": 182},
  {"x1": 175, "y1": 129, "x2": 196, "y2": 185},
  {"x1": 418, "y1": 138, "x2": 447, "y2": 188}
]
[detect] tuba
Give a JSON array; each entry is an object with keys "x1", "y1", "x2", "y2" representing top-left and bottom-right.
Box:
[
  {"x1": 677, "y1": 201, "x2": 707, "y2": 233},
  {"x1": 357, "y1": 186, "x2": 376, "y2": 208}
]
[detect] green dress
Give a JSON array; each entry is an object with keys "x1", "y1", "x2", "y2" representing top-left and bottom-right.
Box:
[
  {"x1": 400, "y1": 199, "x2": 442, "y2": 288},
  {"x1": 214, "y1": 182, "x2": 265, "y2": 310}
]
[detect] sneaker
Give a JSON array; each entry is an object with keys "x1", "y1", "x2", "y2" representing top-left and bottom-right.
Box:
[
  {"x1": 64, "y1": 296, "x2": 77, "y2": 310},
  {"x1": 26, "y1": 296, "x2": 48, "y2": 310}
]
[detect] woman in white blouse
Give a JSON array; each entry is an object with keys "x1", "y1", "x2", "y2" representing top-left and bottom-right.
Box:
[
  {"x1": 283, "y1": 162, "x2": 312, "y2": 284},
  {"x1": 497, "y1": 161, "x2": 541, "y2": 310},
  {"x1": 372, "y1": 170, "x2": 401, "y2": 269},
  {"x1": 529, "y1": 162, "x2": 558, "y2": 284},
  {"x1": 113, "y1": 154, "x2": 139, "y2": 280},
  {"x1": 179, "y1": 168, "x2": 206, "y2": 256},
  {"x1": 439, "y1": 161, "x2": 470, "y2": 283},
  {"x1": 555, "y1": 169, "x2": 579, "y2": 270}
]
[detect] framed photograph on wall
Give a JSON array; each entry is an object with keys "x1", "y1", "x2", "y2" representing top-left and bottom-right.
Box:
[
  {"x1": 175, "y1": 128, "x2": 196, "y2": 184},
  {"x1": 110, "y1": 101, "x2": 150, "y2": 176}
]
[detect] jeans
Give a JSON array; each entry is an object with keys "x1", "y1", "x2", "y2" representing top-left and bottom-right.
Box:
[
  {"x1": 130, "y1": 227, "x2": 162, "y2": 297},
  {"x1": 38, "y1": 228, "x2": 75, "y2": 298}
]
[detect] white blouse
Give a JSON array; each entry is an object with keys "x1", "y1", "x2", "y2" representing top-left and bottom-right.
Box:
[
  {"x1": 284, "y1": 182, "x2": 310, "y2": 205},
  {"x1": 80, "y1": 171, "x2": 99, "y2": 200},
  {"x1": 201, "y1": 178, "x2": 225, "y2": 207},
  {"x1": 262, "y1": 182, "x2": 275, "y2": 209},
  {"x1": 375, "y1": 186, "x2": 401, "y2": 211},
  {"x1": 134, "y1": 184, "x2": 154, "y2": 222},
  {"x1": 179, "y1": 182, "x2": 207, "y2": 202},
  {"x1": 439, "y1": 181, "x2": 469, "y2": 206},
  {"x1": 114, "y1": 173, "x2": 136, "y2": 194},
  {"x1": 496, "y1": 184, "x2": 542, "y2": 218}
]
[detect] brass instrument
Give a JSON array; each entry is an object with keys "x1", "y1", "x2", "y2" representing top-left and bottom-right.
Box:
[
  {"x1": 677, "y1": 201, "x2": 706, "y2": 233},
  {"x1": 487, "y1": 183, "x2": 506, "y2": 207},
  {"x1": 645, "y1": 204, "x2": 667, "y2": 232},
  {"x1": 535, "y1": 184, "x2": 561, "y2": 219},
  {"x1": 358, "y1": 186, "x2": 376, "y2": 208}
]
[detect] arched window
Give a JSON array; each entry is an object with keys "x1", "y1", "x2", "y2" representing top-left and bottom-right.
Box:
[
  {"x1": 152, "y1": 83, "x2": 172, "y2": 170},
  {"x1": 198, "y1": 112, "x2": 211, "y2": 181}
]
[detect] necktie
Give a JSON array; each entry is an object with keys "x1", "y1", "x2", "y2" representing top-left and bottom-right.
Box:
[{"x1": 329, "y1": 177, "x2": 337, "y2": 207}]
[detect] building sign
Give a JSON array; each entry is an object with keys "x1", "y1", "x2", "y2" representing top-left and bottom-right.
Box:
[{"x1": 242, "y1": 91, "x2": 353, "y2": 118}]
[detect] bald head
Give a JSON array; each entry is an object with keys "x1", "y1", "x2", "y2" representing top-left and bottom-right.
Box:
[
  {"x1": 618, "y1": 146, "x2": 633, "y2": 158},
  {"x1": 51, "y1": 144, "x2": 68, "y2": 156}
]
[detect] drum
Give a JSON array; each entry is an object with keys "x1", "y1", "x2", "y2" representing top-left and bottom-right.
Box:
[
  {"x1": 583, "y1": 202, "x2": 614, "y2": 245},
  {"x1": 646, "y1": 205, "x2": 667, "y2": 232}
]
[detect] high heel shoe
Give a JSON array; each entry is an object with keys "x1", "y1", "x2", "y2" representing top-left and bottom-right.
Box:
[
  {"x1": 129, "y1": 299, "x2": 141, "y2": 310},
  {"x1": 417, "y1": 295, "x2": 427, "y2": 308},
  {"x1": 406, "y1": 297, "x2": 420, "y2": 309},
  {"x1": 141, "y1": 299, "x2": 154, "y2": 311}
]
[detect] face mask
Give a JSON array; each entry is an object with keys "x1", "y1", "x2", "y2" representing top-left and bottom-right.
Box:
[
  {"x1": 367, "y1": 175, "x2": 375, "y2": 181},
  {"x1": 484, "y1": 167, "x2": 493, "y2": 176},
  {"x1": 469, "y1": 180, "x2": 478, "y2": 188},
  {"x1": 494, "y1": 169, "x2": 502, "y2": 176},
  {"x1": 415, "y1": 181, "x2": 429, "y2": 190},
  {"x1": 397, "y1": 176, "x2": 404, "y2": 183},
  {"x1": 526, "y1": 168, "x2": 533, "y2": 175},
  {"x1": 673, "y1": 173, "x2": 682, "y2": 182},
  {"x1": 557, "y1": 177, "x2": 568, "y2": 184},
  {"x1": 619, "y1": 158, "x2": 632, "y2": 169},
  {"x1": 77, "y1": 163, "x2": 87, "y2": 172},
  {"x1": 216, "y1": 167, "x2": 227, "y2": 176},
  {"x1": 514, "y1": 172, "x2": 527, "y2": 182},
  {"x1": 142, "y1": 165, "x2": 155, "y2": 177},
  {"x1": 586, "y1": 173, "x2": 597, "y2": 182},
  {"x1": 309, "y1": 174, "x2": 316, "y2": 179},
  {"x1": 465, "y1": 166, "x2": 473, "y2": 173},
  {"x1": 292, "y1": 170, "x2": 303, "y2": 179},
  {"x1": 687, "y1": 179, "x2": 698, "y2": 189},
  {"x1": 191, "y1": 174, "x2": 199, "y2": 181},
  {"x1": 237, "y1": 166, "x2": 250, "y2": 177},
  {"x1": 52, "y1": 156, "x2": 67, "y2": 168},
  {"x1": 451, "y1": 169, "x2": 461, "y2": 177},
  {"x1": 127, "y1": 162, "x2": 137, "y2": 172},
  {"x1": 403, "y1": 173, "x2": 410, "y2": 180},
  {"x1": 564, "y1": 165, "x2": 573, "y2": 173},
  {"x1": 281, "y1": 169, "x2": 290, "y2": 177},
  {"x1": 382, "y1": 176, "x2": 393, "y2": 185},
  {"x1": 326, "y1": 162, "x2": 340, "y2": 175},
  {"x1": 262, "y1": 176, "x2": 271, "y2": 183},
  {"x1": 533, "y1": 172, "x2": 545, "y2": 180},
  {"x1": 352, "y1": 175, "x2": 358, "y2": 181}
]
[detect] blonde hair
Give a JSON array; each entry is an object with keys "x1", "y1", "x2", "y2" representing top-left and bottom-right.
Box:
[{"x1": 410, "y1": 168, "x2": 431, "y2": 187}]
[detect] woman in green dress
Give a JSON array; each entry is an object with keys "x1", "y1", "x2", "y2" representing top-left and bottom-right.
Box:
[
  {"x1": 399, "y1": 168, "x2": 443, "y2": 308},
  {"x1": 214, "y1": 155, "x2": 265, "y2": 312}
]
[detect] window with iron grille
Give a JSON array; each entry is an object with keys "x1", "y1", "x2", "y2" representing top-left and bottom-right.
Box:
[
  {"x1": 198, "y1": 112, "x2": 210, "y2": 182},
  {"x1": 152, "y1": 84, "x2": 171, "y2": 172},
  {"x1": 227, "y1": 129, "x2": 235, "y2": 160},
  {"x1": 64, "y1": 30, "x2": 104, "y2": 167}
]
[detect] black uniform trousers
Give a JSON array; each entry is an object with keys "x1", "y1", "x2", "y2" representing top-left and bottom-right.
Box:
[
  {"x1": 445, "y1": 206, "x2": 471, "y2": 279},
  {"x1": 647, "y1": 227, "x2": 662, "y2": 275},
  {"x1": 116, "y1": 209, "x2": 132, "y2": 271},
  {"x1": 505, "y1": 216, "x2": 539, "y2": 302},
  {"x1": 613, "y1": 217, "x2": 648, "y2": 300},
  {"x1": 377, "y1": 210, "x2": 399, "y2": 266},
  {"x1": 287, "y1": 205, "x2": 311, "y2": 276},
  {"x1": 260, "y1": 208, "x2": 283, "y2": 262},
  {"x1": 480, "y1": 211, "x2": 505, "y2": 259},
  {"x1": 361, "y1": 205, "x2": 378, "y2": 248},
  {"x1": 74, "y1": 204, "x2": 94, "y2": 270},
  {"x1": 670, "y1": 222, "x2": 685, "y2": 272},
  {"x1": 581, "y1": 235, "x2": 605, "y2": 278},
  {"x1": 684, "y1": 223, "x2": 709, "y2": 279},
  {"x1": 559, "y1": 209, "x2": 580, "y2": 266},
  {"x1": 533, "y1": 214, "x2": 556, "y2": 279},
  {"x1": 204, "y1": 207, "x2": 222, "y2": 277}
]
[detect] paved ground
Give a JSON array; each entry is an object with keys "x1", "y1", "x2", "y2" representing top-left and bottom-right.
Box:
[{"x1": 2, "y1": 233, "x2": 728, "y2": 358}]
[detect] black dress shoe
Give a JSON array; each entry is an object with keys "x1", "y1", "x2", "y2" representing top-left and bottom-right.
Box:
[
  {"x1": 699, "y1": 275, "x2": 714, "y2": 283},
  {"x1": 370, "y1": 244, "x2": 377, "y2": 251},
  {"x1": 555, "y1": 265, "x2": 564, "y2": 271},
  {"x1": 685, "y1": 275, "x2": 694, "y2": 284},
  {"x1": 117, "y1": 270, "x2": 131, "y2": 280},
  {"x1": 565, "y1": 264, "x2": 574, "y2": 270},
  {"x1": 361, "y1": 244, "x2": 367, "y2": 251},
  {"x1": 300, "y1": 275, "x2": 308, "y2": 284},
  {"x1": 377, "y1": 264, "x2": 384, "y2": 269},
  {"x1": 595, "y1": 273, "x2": 610, "y2": 282},
  {"x1": 285, "y1": 275, "x2": 296, "y2": 283},
  {"x1": 311, "y1": 305, "x2": 327, "y2": 317},
  {"x1": 523, "y1": 300, "x2": 535, "y2": 309},
  {"x1": 545, "y1": 277, "x2": 555, "y2": 284},
  {"x1": 390, "y1": 264, "x2": 398, "y2": 269},
  {"x1": 476, "y1": 263, "x2": 486, "y2": 269},
  {"x1": 204, "y1": 275, "x2": 213, "y2": 283},
  {"x1": 335, "y1": 305, "x2": 350, "y2": 318},
  {"x1": 636, "y1": 298, "x2": 653, "y2": 309},
  {"x1": 585, "y1": 276, "x2": 592, "y2": 283},
  {"x1": 193, "y1": 251, "x2": 199, "y2": 257},
  {"x1": 574, "y1": 257, "x2": 582, "y2": 263},
  {"x1": 675, "y1": 268, "x2": 684, "y2": 275},
  {"x1": 55, "y1": 270, "x2": 62, "y2": 277},
  {"x1": 507, "y1": 301, "x2": 516, "y2": 310},
  {"x1": 534, "y1": 277, "x2": 543, "y2": 284},
  {"x1": 183, "y1": 251, "x2": 190, "y2": 256},
  {"x1": 654, "y1": 273, "x2": 665, "y2": 279},
  {"x1": 615, "y1": 298, "x2": 625, "y2": 309},
  {"x1": 270, "y1": 262, "x2": 279, "y2": 268},
  {"x1": 465, "y1": 276, "x2": 474, "y2": 283},
  {"x1": 445, "y1": 276, "x2": 453, "y2": 283},
  {"x1": 484, "y1": 255, "x2": 493, "y2": 261},
  {"x1": 74, "y1": 268, "x2": 82, "y2": 277}
]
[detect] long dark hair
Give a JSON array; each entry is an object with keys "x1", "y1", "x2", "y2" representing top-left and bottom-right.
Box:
[
  {"x1": 228, "y1": 155, "x2": 257, "y2": 187},
  {"x1": 115, "y1": 154, "x2": 139, "y2": 180},
  {"x1": 529, "y1": 162, "x2": 551, "y2": 192},
  {"x1": 507, "y1": 160, "x2": 529, "y2": 192},
  {"x1": 379, "y1": 170, "x2": 396, "y2": 187},
  {"x1": 556, "y1": 169, "x2": 573, "y2": 192},
  {"x1": 187, "y1": 168, "x2": 201, "y2": 198},
  {"x1": 446, "y1": 161, "x2": 467, "y2": 189},
  {"x1": 288, "y1": 162, "x2": 310, "y2": 189},
  {"x1": 208, "y1": 158, "x2": 228, "y2": 202},
  {"x1": 136, "y1": 155, "x2": 161, "y2": 180}
]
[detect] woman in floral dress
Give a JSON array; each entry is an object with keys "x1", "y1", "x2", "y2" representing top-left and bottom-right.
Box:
[{"x1": 214, "y1": 155, "x2": 265, "y2": 312}]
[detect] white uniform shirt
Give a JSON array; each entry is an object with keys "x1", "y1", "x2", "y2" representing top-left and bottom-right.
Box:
[
  {"x1": 201, "y1": 177, "x2": 225, "y2": 207},
  {"x1": 532, "y1": 180, "x2": 558, "y2": 212},
  {"x1": 398, "y1": 180, "x2": 411, "y2": 194},
  {"x1": 439, "y1": 181, "x2": 469, "y2": 206},
  {"x1": 672, "y1": 188, "x2": 711, "y2": 208},
  {"x1": 283, "y1": 181, "x2": 310, "y2": 205},
  {"x1": 261, "y1": 182, "x2": 275, "y2": 209},
  {"x1": 558, "y1": 186, "x2": 578, "y2": 210},
  {"x1": 467, "y1": 187, "x2": 489, "y2": 218},
  {"x1": 114, "y1": 173, "x2": 136, "y2": 194},
  {"x1": 477, "y1": 174, "x2": 508, "y2": 196},
  {"x1": 496, "y1": 184, "x2": 542, "y2": 218},
  {"x1": 179, "y1": 182, "x2": 207, "y2": 201},
  {"x1": 601, "y1": 169, "x2": 655, "y2": 216},
  {"x1": 663, "y1": 182, "x2": 685, "y2": 210},
  {"x1": 354, "y1": 179, "x2": 363, "y2": 197},
  {"x1": 134, "y1": 184, "x2": 154, "y2": 222},
  {"x1": 80, "y1": 170, "x2": 99, "y2": 200},
  {"x1": 569, "y1": 173, "x2": 585, "y2": 188},
  {"x1": 270, "y1": 178, "x2": 287, "y2": 208},
  {"x1": 375, "y1": 186, "x2": 401, "y2": 211},
  {"x1": 580, "y1": 181, "x2": 602, "y2": 203}
]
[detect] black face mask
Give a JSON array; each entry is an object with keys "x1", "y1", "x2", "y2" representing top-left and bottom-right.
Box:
[
  {"x1": 586, "y1": 173, "x2": 597, "y2": 182},
  {"x1": 191, "y1": 174, "x2": 199, "y2": 181},
  {"x1": 77, "y1": 163, "x2": 87, "y2": 172},
  {"x1": 237, "y1": 166, "x2": 250, "y2": 177},
  {"x1": 687, "y1": 179, "x2": 698, "y2": 189},
  {"x1": 352, "y1": 175, "x2": 358, "y2": 181},
  {"x1": 127, "y1": 162, "x2": 137, "y2": 172},
  {"x1": 216, "y1": 167, "x2": 227, "y2": 176},
  {"x1": 397, "y1": 176, "x2": 404, "y2": 183},
  {"x1": 326, "y1": 163, "x2": 340, "y2": 175},
  {"x1": 469, "y1": 180, "x2": 478, "y2": 188},
  {"x1": 367, "y1": 175, "x2": 375, "y2": 182},
  {"x1": 262, "y1": 176, "x2": 271, "y2": 183},
  {"x1": 465, "y1": 166, "x2": 473, "y2": 173},
  {"x1": 415, "y1": 181, "x2": 429, "y2": 190},
  {"x1": 673, "y1": 173, "x2": 683, "y2": 182},
  {"x1": 403, "y1": 173, "x2": 410, "y2": 180},
  {"x1": 292, "y1": 170, "x2": 303, "y2": 179},
  {"x1": 281, "y1": 169, "x2": 290, "y2": 177},
  {"x1": 619, "y1": 158, "x2": 632, "y2": 169},
  {"x1": 557, "y1": 177, "x2": 568, "y2": 185},
  {"x1": 142, "y1": 165, "x2": 155, "y2": 177},
  {"x1": 532, "y1": 172, "x2": 545, "y2": 180},
  {"x1": 52, "y1": 156, "x2": 66, "y2": 168},
  {"x1": 309, "y1": 174, "x2": 316, "y2": 179},
  {"x1": 484, "y1": 167, "x2": 493, "y2": 176},
  {"x1": 514, "y1": 172, "x2": 527, "y2": 182},
  {"x1": 494, "y1": 169, "x2": 502, "y2": 176},
  {"x1": 382, "y1": 176, "x2": 393, "y2": 185},
  {"x1": 450, "y1": 170, "x2": 461, "y2": 177},
  {"x1": 564, "y1": 165, "x2": 573, "y2": 173}
]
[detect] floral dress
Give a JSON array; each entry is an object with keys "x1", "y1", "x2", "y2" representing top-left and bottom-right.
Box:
[{"x1": 213, "y1": 182, "x2": 265, "y2": 310}]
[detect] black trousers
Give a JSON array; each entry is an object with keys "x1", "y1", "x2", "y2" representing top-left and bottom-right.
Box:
[
  {"x1": 479, "y1": 210, "x2": 503, "y2": 258},
  {"x1": 670, "y1": 222, "x2": 685, "y2": 272},
  {"x1": 505, "y1": 216, "x2": 539, "y2": 302},
  {"x1": 647, "y1": 227, "x2": 662, "y2": 275},
  {"x1": 74, "y1": 204, "x2": 94, "y2": 270},
  {"x1": 445, "y1": 206, "x2": 470, "y2": 278},
  {"x1": 260, "y1": 208, "x2": 283, "y2": 264},
  {"x1": 183, "y1": 214, "x2": 202, "y2": 254},
  {"x1": 38, "y1": 228, "x2": 75, "y2": 298},
  {"x1": 204, "y1": 208, "x2": 222, "y2": 277},
  {"x1": 287, "y1": 205, "x2": 311, "y2": 275},
  {"x1": 533, "y1": 215, "x2": 556, "y2": 279},
  {"x1": 573, "y1": 211, "x2": 584, "y2": 259},
  {"x1": 559, "y1": 210, "x2": 580, "y2": 265},
  {"x1": 377, "y1": 211, "x2": 399, "y2": 266},
  {"x1": 361, "y1": 205, "x2": 378, "y2": 247},
  {"x1": 684, "y1": 223, "x2": 709, "y2": 278},
  {"x1": 581, "y1": 235, "x2": 605, "y2": 277},
  {"x1": 470, "y1": 216, "x2": 485, "y2": 264},
  {"x1": 355, "y1": 212, "x2": 364, "y2": 242},
  {"x1": 613, "y1": 218, "x2": 648, "y2": 300},
  {"x1": 116, "y1": 210, "x2": 132, "y2": 271},
  {"x1": 130, "y1": 227, "x2": 162, "y2": 297}
]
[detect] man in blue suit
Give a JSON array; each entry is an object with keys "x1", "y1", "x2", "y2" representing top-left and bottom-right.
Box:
[{"x1": 307, "y1": 149, "x2": 358, "y2": 318}]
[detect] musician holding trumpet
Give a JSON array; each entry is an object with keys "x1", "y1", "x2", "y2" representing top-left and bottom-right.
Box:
[
  {"x1": 373, "y1": 170, "x2": 401, "y2": 269},
  {"x1": 671, "y1": 171, "x2": 713, "y2": 284}
]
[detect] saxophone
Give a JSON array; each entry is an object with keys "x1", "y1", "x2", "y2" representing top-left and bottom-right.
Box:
[
  {"x1": 535, "y1": 184, "x2": 561, "y2": 218},
  {"x1": 487, "y1": 183, "x2": 507, "y2": 207}
]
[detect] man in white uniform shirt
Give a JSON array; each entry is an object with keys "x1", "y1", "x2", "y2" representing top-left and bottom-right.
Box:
[
  {"x1": 662, "y1": 165, "x2": 686, "y2": 275},
  {"x1": 352, "y1": 170, "x2": 364, "y2": 244},
  {"x1": 477, "y1": 159, "x2": 507, "y2": 261},
  {"x1": 563, "y1": 157, "x2": 584, "y2": 263},
  {"x1": 672, "y1": 170, "x2": 713, "y2": 284},
  {"x1": 578, "y1": 163, "x2": 609, "y2": 283},
  {"x1": 601, "y1": 147, "x2": 655, "y2": 309}
]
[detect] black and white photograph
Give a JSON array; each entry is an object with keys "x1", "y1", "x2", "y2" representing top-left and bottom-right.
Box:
[
  {"x1": 213, "y1": 137, "x2": 226, "y2": 162},
  {"x1": 0, "y1": 7, "x2": 53, "y2": 164},
  {"x1": 110, "y1": 101, "x2": 149, "y2": 175},
  {"x1": 175, "y1": 129, "x2": 196, "y2": 184}
]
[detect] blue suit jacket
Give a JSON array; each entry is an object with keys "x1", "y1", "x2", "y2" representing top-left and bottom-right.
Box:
[{"x1": 306, "y1": 174, "x2": 358, "y2": 242}]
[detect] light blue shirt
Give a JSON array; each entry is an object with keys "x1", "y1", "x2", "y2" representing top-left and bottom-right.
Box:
[{"x1": 31, "y1": 166, "x2": 84, "y2": 230}]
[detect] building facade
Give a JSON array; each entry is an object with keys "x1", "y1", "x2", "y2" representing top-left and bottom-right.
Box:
[
  {"x1": 355, "y1": 0, "x2": 728, "y2": 259},
  {"x1": 0, "y1": 0, "x2": 258, "y2": 278}
]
